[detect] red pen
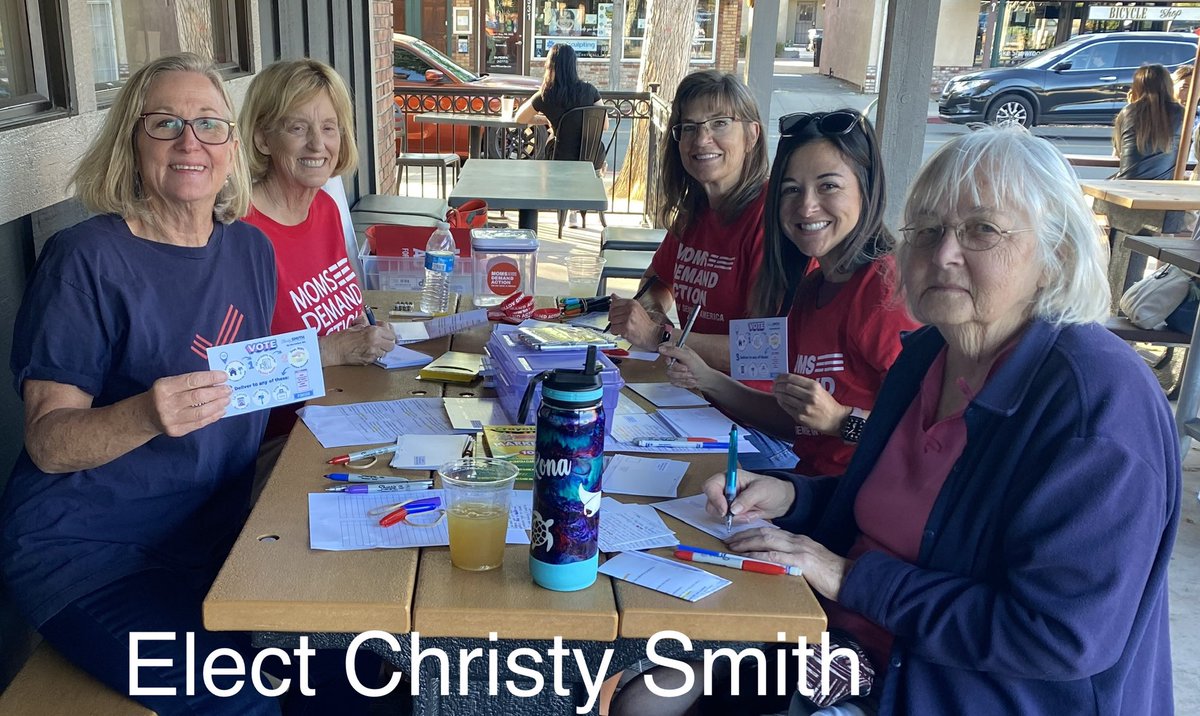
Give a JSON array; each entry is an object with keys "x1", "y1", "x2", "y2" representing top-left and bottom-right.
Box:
[
  {"x1": 674, "y1": 549, "x2": 802, "y2": 577},
  {"x1": 326, "y1": 443, "x2": 398, "y2": 465}
]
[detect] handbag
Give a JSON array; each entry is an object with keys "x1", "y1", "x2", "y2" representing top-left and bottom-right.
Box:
[
  {"x1": 1119, "y1": 264, "x2": 1193, "y2": 329},
  {"x1": 446, "y1": 199, "x2": 489, "y2": 229}
]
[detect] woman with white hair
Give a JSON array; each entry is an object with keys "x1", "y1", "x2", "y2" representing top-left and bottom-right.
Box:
[{"x1": 652, "y1": 126, "x2": 1179, "y2": 714}]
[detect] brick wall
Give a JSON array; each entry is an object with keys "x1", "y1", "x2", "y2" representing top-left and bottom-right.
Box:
[
  {"x1": 715, "y1": 0, "x2": 740, "y2": 75},
  {"x1": 374, "y1": 1, "x2": 397, "y2": 195}
]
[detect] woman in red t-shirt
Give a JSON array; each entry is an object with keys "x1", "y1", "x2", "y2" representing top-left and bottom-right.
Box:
[
  {"x1": 660, "y1": 110, "x2": 918, "y2": 477},
  {"x1": 608, "y1": 71, "x2": 769, "y2": 371}
]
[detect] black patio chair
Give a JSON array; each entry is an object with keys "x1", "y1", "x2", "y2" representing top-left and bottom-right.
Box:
[{"x1": 551, "y1": 105, "x2": 615, "y2": 239}]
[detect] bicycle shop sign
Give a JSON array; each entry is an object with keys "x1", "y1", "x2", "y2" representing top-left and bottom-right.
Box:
[{"x1": 1088, "y1": 5, "x2": 1200, "y2": 22}]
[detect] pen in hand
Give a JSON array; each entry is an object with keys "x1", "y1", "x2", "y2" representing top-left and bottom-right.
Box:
[
  {"x1": 604, "y1": 275, "x2": 659, "y2": 334},
  {"x1": 724, "y1": 424, "x2": 739, "y2": 534},
  {"x1": 666, "y1": 303, "x2": 703, "y2": 367},
  {"x1": 365, "y1": 306, "x2": 377, "y2": 326}
]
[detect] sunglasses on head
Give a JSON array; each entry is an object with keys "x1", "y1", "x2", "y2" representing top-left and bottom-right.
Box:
[{"x1": 779, "y1": 111, "x2": 863, "y2": 137}]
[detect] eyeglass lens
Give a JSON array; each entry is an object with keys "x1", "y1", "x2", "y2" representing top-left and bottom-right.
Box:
[
  {"x1": 672, "y1": 117, "x2": 736, "y2": 141},
  {"x1": 141, "y1": 113, "x2": 233, "y2": 145},
  {"x1": 904, "y1": 222, "x2": 1005, "y2": 251}
]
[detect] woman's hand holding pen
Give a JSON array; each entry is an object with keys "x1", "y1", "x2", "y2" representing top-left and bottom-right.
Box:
[
  {"x1": 725, "y1": 528, "x2": 852, "y2": 602},
  {"x1": 772, "y1": 374, "x2": 851, "y2": 436},
  {"x1": 144, "y1": 370, "x2": 232, "y2": 438},
  {"x1": 702, "y1": 468, "x2": 795, "y2": 524},
  {"x1": 659, "y1": 343, "x2": 719, "y2": 392},
  {"x1": 608, "y1": 297, "x2": 667, "y2": 350},
  {"x1": 321, "y1": 322, "x2": 397, "y2": 366}
]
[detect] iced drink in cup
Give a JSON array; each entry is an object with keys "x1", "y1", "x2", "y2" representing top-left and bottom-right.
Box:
[
  {"x1": 440, "y1": 457, "x2": 519, "y2": 570},
  {"x1": 500, "y1": 96, "x2": 515, "y2": 121}
]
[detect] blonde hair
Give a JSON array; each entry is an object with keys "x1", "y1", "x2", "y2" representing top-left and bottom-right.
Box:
[
  {"x1": 70, "y1": 53, "x2": 249, "y2": 224},
  {"x1": 239, "y1": 59, "x2": 359, "y2": 184}
]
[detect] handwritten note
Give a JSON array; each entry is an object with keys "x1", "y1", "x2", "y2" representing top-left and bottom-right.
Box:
[
  {"x1": 376, "y1": 345, "x2": 432, "y2": 370},
  {"x1": 598, "y1": 498, "x2": 677, "y2": 553},
  {"x1": 208, "y1": 328, "x2": 325, "y2": 416},
  {"x1": 598, "y1": 550, "x2": 731, "y2": 602},
  {"x1": 652, "y1": 494, "x2": 778, "y2": 541},
  {"x1": 602, "y1": 455, "x2": 688, "y2": 498}
]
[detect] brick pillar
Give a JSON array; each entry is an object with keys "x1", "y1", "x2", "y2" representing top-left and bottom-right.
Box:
[{"x1": 373, "y1": 1, "x2": 397, "y2": 195}]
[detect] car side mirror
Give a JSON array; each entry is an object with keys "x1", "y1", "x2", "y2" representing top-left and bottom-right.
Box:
[
  {"x1": 425, "y1": 69, "x2": 447, "y2": 83},
  {"x1": 1052, "y1": 61, "x2": 1072, "y2": 72}
]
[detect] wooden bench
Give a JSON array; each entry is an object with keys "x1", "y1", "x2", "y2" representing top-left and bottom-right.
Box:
[{"x1": 0, "y1": 642, "x2": 154, "y2": 715}]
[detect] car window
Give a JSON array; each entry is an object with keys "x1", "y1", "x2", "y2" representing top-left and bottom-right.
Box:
[
  {"x1": 1122, "y1": 41, "x2": 1196, "y2": 68},
  {"x1": 1066, "y1": 42, "x2": 1118, "y2": 71},
  {"x1": 394, "y1": 47, "x2": 434, "y2": 83}
]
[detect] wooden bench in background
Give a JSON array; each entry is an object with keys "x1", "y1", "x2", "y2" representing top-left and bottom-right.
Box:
[{"x1": 0, "y1": 642, "x2": 153, "y2": 715}]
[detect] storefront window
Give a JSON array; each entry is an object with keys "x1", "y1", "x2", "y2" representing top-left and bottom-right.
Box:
[
  {"x1": 997, "y1": 2, "x2": 1059, "y2": 65},
  {"x1": 532, "y1": 0, "x2": 612, "y2": 59},
  {"x1": 623, "y1": 0, "x2": 717, "y2": 61},
  {"x1": 484, "y1": 0, "x2": 524, "y2": 73}
]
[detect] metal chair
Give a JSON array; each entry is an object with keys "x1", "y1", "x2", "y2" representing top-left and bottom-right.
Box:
[{"x1": 551, "y1": 105, "x2": 614, "y2": 239}]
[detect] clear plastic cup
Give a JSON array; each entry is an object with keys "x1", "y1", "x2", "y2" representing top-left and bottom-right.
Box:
[
  {"x1": 440, "y1": 458, "x2": 519, "y2": 571},
  {"x1": 500, "y1": 96, "x2": 515, "y2": 121},
  {"x1": 566, "y1": 255, "x2": 607, "y2": 298}
]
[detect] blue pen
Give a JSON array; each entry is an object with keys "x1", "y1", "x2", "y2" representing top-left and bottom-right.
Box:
[
  {"x1": 676, "y1": 544, "x2": 725, "y2": 557},
  {"x1": 364, "y1": 306, "x2": 377, "y2": 326},
  {"x1": 634, "y1": 439, "x2": 731, "y2": 449},
  {"x1": 724, "y1": 424, "x2": 739, "y2": 534}
]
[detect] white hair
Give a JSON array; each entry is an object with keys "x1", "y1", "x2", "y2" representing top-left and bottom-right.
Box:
[{"x1": 897, "y1": 125, "x2": 1110, "y2": 326}]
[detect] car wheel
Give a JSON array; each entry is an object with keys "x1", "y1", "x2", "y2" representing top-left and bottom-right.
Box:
[
  {"x1": 986, "y1": 94, "x2": 1033, "y2": 128},
  {"x1": 486, "y1": 125, "x2": 548, "y2": 159}
]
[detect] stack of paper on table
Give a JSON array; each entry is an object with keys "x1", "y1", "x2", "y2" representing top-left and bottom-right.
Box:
[
  {"x1": 598, "y1": 497, "x2": 677, "y2": 552},
  {"x1": 375, "y1": 345, "x2": 432, "y2": 370},
  {"x1": 652, "y1": 494, "x2": 778, "y2": 540},
  {"x1": 598, "y1": 551, "x2": 731, "y2": 602},
  {"x1": 418, "y1": 351, "x2": 484, "y2": 383},
  {"x1": 443, "y1": 397, "x2": 508, "y2": 430},
  {"x1": 309, "y1": 489, "x2": 532, "y2": 551},
  {"x1": 391, "y1": 309, "x2": 489, "y2": 344},
  {"x1": 602, "y1": 454, "x2": 688, "y2": 497},
  {"x1": 604, "y1": 413, "x2": 758, "y2": 454},
  {"x1": 626, "y1": 383, "x2": 710, "y2": 408},
  {"x1": 389, "y1": 434, "x2": 471, "y2": 469},
  {"x1": 298, "y1": 397, "x2": 468, "y2": 448}
]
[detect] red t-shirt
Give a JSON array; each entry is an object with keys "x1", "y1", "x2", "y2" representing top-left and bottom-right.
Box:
[
  {"x1": 245, "y1": 190, "x2": 364, "y2": 336},
  {"x1": 649, "y1": 189, "x2": 766, "y2": 335},
  {"x1": 781, "y1": 257, "x2": 917, "y2": 476}
]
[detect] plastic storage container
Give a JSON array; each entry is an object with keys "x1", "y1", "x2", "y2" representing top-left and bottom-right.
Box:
[
  {"x1": 485, "y1": 329, "x2": 623, "y2": 435},
  {"x1": 360, "y1": 224, "x2": 473, "y2": 293},
  {"x1": 471, "y1": 228, "x2": 538, "y2": 307}
]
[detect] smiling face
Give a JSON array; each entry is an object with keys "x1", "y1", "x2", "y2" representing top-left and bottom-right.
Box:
[
  {"x1": 902, "y1": 200, "x2": 1043, "y2": 339},
  {"x1": 677, "y1": 98, "x2": 759, "y2": 203},
  {"x1": 255, "y1": 90, "x2": 342, "y2": 192},
  {"x1": 778, "y1": 139, "x2": 864, "y2": 266},
  {"x1": 135, "y1": 71, "x2": 237, "y2": 211}
]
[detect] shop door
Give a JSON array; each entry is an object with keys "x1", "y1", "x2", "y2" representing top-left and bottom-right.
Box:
[{"x1": 481, "y1": 0, "x2": 527, "y2": 75}]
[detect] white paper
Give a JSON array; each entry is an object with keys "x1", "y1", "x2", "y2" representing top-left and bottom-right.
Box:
[
  {"x1": 389, "y1": 434, "x2": 471, "y2": 469},
  {"x1": 602, "y1": 454, "x2": 688, "y2": 498},
  {"x1": 309, "y1": 489, "x2": 532, "y2": 551},
  {"x1": 376, "y1": 345, "x2": 432, "y2": 370},
  {"x1": 598, "y1": 550, "x2": 730, "y2": 602},
  {"x1": 627, "y1": 382, "x2": 710, "y2": 408},
  {"x1": 391, "y1": 309, "x2": 490, "y2": 344},
  {"x1": 604, "y1": 413, "x2": 758, "y2": 454},
  {"x1": 598, "y1": 497, "x2": 677, "y2": 552},
  {"x1": 615, "y1": 393, "x2": 647, "y2": 415},
  {"x1": 652, "y1": 494, "x2": 778, "y2": 541},
  {"x1": 208, "y1": 328, "x2": 325, "y2": 416},
  {"x1": 729, "y1": 317, "x2": 789, "y2": 380},
  {"x1": 656, "y1": 407, "x2": 754, "y2": 447},
  {"x1": 443, "y1": 397, "x2": 508, "y2": 430},
  {"x1": 297, "y1": 397, "x2": 468, "y2": 448}
]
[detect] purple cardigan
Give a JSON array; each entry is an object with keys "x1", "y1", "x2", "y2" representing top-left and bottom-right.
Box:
[{"x1": 775, "y1": 320, "x2": 1180, "y2": 715}]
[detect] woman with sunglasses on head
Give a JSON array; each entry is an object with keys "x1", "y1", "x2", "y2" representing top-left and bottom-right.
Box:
[
  {"x1": 0, "y1": 54, "x2": 281, "y2": 714},
  {"x1": 608, "y1": 70, "x2": 769, "y2": 372},
  {"x1": 660, "y1": 110, "x2": 917, "y2": 478}
]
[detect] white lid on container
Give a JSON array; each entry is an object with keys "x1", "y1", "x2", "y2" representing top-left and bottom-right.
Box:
[{"x1": 470, "y1": 228, "x2": 538, "y2": 252}]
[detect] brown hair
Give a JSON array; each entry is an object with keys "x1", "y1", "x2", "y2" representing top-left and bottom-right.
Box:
[
  {"x1": 1118, "y1": 64, "x2": 1181, "y2": 155},
  {"x1": 657, "y1": 71, "x2": 769, "y2": 236}
]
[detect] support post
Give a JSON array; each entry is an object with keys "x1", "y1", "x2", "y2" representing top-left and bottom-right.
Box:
[{"x1": 745, "y1": 0, "x2": 782, "y2": 124}]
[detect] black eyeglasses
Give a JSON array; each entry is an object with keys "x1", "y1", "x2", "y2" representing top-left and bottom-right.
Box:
[
  {"x1": 139, "y1": 113, "x2": 235, "y2": 145},
  {"x1": 779, "y1": 111, "x2": 862, "y2": 137}
]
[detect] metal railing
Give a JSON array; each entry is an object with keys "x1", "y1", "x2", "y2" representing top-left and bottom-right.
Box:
[{"x1": 394, "y1": 85, "x2": 671, "y2": 227}]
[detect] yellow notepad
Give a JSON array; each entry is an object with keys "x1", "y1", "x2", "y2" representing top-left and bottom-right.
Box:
[{"x1": 418, "y1": 351, "x2": 484, "y2": 383}]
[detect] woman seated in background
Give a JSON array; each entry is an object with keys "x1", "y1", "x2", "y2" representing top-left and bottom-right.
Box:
[
  {"x1": 608, "y1": 70, "x2": 769, "y2": 372},
  {"x1": 1114, "y1": 63, "x2": 1184, "y2": 181},
  {"x1": 240, "y1": 59, "x2": 396, "y2": 440},
  {"x1": 661, "y1": 110, "x2": 917, "y2": 477},
  {"x1": 630, "y1": 127, "x2": 1181, "y2": 715},
  {"x1": 0, "y1": 54, "x2": 279, "y2": 715},
  {"x1": 515, "y1": 43, "x2": 603, "y2": 228}
]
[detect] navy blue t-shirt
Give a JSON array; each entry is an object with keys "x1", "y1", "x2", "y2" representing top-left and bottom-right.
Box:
[{"x1": 1, "y1": 214, "x2": 277, "y2": 627}]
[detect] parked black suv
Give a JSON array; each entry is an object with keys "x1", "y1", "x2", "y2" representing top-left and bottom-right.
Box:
[{"x1": 939, "y1": 32, "x2": 1197, "y2": 127}]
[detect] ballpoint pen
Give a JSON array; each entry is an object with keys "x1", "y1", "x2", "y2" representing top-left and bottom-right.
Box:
[
  {"x1": 325, "y1": 481, "x2": 434, "y2": 493},
  {"x1": 724, "y1": 424, "x2": 738, "y2": 534},
  {"x1": 634, "y1": 440, "x2": 731, "y2": 449},
  {"x1": 327, "y1": 443, "x2": 399, "y2": 465},
  {"x1": 370, "y1": 496, "x2": 442, "y2": 527},
  {"x1": 365, "y1": 306, "x2": 377, "y2": 326},
  {"x1": 325, "y1": 473, "x2": 425, "y2": 484},
  {"x1": 674, "y1": 549, "x2": 802, "y2": 577},
  {"x1": 666, "y1": 302, "x2": 703, "y2": 367}
]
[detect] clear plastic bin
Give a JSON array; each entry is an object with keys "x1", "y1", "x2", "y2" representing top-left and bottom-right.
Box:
[{"x1": 470, "y1": 228, "x2": 538, "y2": 307}]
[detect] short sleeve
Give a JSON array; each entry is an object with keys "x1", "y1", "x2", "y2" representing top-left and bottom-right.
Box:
[
  {"x1": 649, "y1": 230, "x2": 680, "y2": 289},
  {"x1": 11, "y1": 236, "x2": 112, "y2": 399},
  {"x1": 531, "y1": 91, "x2": 546, "y2": 114},
  {"x1": 587, "y1": 84, "x2": 601, "y2": 105}
]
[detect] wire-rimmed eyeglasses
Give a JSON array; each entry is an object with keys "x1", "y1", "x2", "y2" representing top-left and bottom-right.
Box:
[
  {"x1": 778, "y1": 110, "x2": 863, "y2": 137},
  {"x1": 899, "y1": 220, "x2": 1034, "y2": 252},
  {"x1": 671, "y1": 116, "x2": 747, "y2": 142},
  {"x1": 139, "y1": 113, "x2": 235, "y2": 146}
]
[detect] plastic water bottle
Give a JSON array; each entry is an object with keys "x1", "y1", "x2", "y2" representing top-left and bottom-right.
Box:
[
  {"x1": 519, "y1": 347, "x2": 605, "y2": 591},
  {"x1": 420, "y1": 221, "x2": 455, "y2": 314}
]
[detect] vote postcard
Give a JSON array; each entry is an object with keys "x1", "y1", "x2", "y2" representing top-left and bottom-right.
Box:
[
  {"x1": 729, "y1": 317, "x2": 788, "y2": 381},
  {"x1": 207, "y1": 328, "x2": 325, "y2": 416}
]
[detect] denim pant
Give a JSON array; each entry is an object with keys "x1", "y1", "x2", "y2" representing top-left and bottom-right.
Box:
[{"x1": 739, "y1": 427, "x2": 798, "y2": 471}]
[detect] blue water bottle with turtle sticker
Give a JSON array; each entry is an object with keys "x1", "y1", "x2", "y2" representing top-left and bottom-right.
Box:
[{"x1": 519, "y1": 346, "x2": 605, "y2": 591}]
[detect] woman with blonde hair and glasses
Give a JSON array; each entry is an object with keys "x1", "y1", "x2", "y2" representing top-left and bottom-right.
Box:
[{"x1": 0, "y1": 53, "x2": 280, "y2": 714}]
